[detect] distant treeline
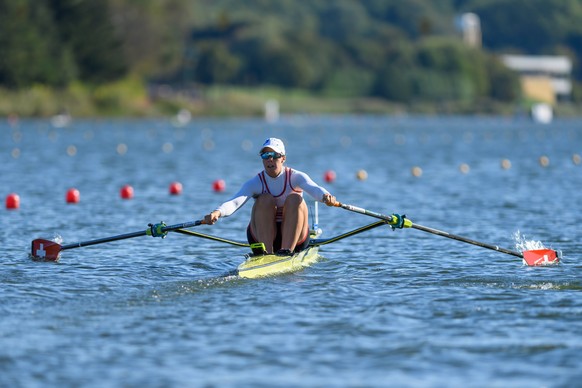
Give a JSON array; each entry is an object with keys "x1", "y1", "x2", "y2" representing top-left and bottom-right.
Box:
[{"x1": 1, "y1": 0, "x2": 581, "y2": 106}]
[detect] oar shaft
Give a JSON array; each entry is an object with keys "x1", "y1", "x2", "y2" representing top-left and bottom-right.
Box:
[
  {"x1": 410, "y1": 223, "x2": 523, "y2": 258},
  {"x1": 310, "y1": 220, "x2": 387, "y2": 247},
  {"x1": 337, "y1": 202, "x2": 524, "y2": 258},
  {"x1": 61, "y1": 231, "x2": 147, "y2": 251},
  {"x1": 61, "y1": 220, "x2": 203, "y2": 251}
]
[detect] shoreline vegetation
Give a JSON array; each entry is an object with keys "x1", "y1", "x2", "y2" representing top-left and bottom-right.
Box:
[
  {"x1": 3, "y1": 2, "x2": 581, "y2": 121},
  {"x1": 2, "y1": 79, "x2": 580, "y2": 120}
]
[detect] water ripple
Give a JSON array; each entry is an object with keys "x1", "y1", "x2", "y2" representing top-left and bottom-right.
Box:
[{"x1": 2, "y1": 117, "x2": 582, "y2": 387}]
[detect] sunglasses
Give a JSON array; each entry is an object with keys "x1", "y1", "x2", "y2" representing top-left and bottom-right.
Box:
[{"x1": 260, "y1": 151, "x2": 283, "y2": 160}]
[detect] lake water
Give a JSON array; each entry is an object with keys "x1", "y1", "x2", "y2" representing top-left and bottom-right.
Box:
[{"x1": 1, "y1": 115, "x2": 581, "y2": 387}]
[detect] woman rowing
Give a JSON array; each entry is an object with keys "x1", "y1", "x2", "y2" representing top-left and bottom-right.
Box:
[{"x1": 203, "y1": 137, "x2": 336, "y2": 255}]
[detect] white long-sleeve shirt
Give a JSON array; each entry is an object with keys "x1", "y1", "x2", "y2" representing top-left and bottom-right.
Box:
[{"x1": 216, "y1": 167, "x2": 329, "y2": 220}]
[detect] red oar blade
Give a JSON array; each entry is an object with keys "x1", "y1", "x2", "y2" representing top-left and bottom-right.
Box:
[
  {"x1": 522, "y1": 249, "x2": 560, "y2": 266},
  {"x1": 31, "y1": 239, "x2": 62, "y2": 261}
]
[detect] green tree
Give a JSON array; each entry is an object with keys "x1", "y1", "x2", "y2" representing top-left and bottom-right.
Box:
[
  {"x1": 318, "y1": 1, "x2": 370, "y2": 42},
  {"x1": 0, "y1": 0, "x2": 126, "y2": 88},
  {"x1": 467, "y1": 0, "x2": 577, "y2": 53},
  {"x1": 108, "y1": 0, "x2": 192, "y2": 79},
  {"x1": 416, "y1": 38, "x2": 489, "y2": 100},
  {"x1": 262, "y1": 46, "x2": 314, "y2": 88},
  {"x1": 0, "y1": 1, "x2": 76, "y2": 87},
  {"x1": 49, "y1": 0, "x2": 127, "y2": 83},
  {"x1": 374, "y1": 65, "x2": 414, "y2": 102},
  {"x1": 195, "y1": 43, "x2": 241, "y2": 84},
  {"x1": 486, "y1": 56, "x2": 520, "y2": 101}
]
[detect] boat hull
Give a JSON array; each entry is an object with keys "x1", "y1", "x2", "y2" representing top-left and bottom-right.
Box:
[{"x1": 237, "y1": 246, "x2": 320, "y2": 279}]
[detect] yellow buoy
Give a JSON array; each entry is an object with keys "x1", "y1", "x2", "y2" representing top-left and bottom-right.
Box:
[
  {"x1": 411, "y1": 166, "x2": 423, "y2": 177},
  {"x1": 356, "y1": 169, "x2": 368, "y2": 181},
  {"x1": 501, "y1": 159, "x2": 512, "y2": 170},
  {"x1": 117, "y1": 143, "x2": 128, "y2": 155},
  {"x1": 539, "y1": 155, "x2": 550, "y2": 167}
]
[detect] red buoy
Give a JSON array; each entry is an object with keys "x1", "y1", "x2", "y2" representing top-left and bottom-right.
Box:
[
  {"x1": 169, "y1": 181, "x2": 183, "y2": 195},
  {"x1": 212, "y1": 179, "x2": 226, "y2": 193},
  {"x1": 66, "y1": 188, "x2": 80, "y2": 204},
  {"x1": 324, "y1": 170, "x2": 336, "y2": 183},
  {"x1": 5, "y1": 193, "x2": 20, "y2": 209},
  {"x1": 120, "y1": 185, "x2": 134, "y2": 199}
]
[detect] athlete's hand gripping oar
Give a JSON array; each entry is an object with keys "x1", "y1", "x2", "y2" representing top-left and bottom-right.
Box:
[
  {"x1": 333, "y1": 202, "x2": 560, "y2": 266},
  {"x1": 31, "y1": 220, "x2": 204, "y2": 261}
]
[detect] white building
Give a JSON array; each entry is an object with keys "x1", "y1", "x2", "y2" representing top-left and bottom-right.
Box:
[
  {"x1": 456, "y1": 13, "x2": 482, "y2": 48},
  {"x1": 501, "y1": 54, "x2": 572, "y2": 103}
]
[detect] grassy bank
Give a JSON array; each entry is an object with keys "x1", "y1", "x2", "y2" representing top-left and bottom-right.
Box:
[
  {"x1": 1, "y1": 79, "x2": 579, "y2": 119},
  {"x1": 0, "y1": 77, "x2": 151, "y2": 118}
]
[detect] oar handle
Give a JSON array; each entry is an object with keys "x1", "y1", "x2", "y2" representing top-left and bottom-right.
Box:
[
  {"x1": 334, "y1": 202, "x2": 396, "y2": 223},
  {"x1": 163, "y1": 219, "x2": 204, "y2": 231}
]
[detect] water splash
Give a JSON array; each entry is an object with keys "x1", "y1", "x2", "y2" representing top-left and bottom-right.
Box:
[{"x1": 513, "y1": 230, "x2": 547, "y2": 252}]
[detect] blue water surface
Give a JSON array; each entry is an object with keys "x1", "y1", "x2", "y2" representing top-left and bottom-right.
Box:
[{"x1": 1, "y1": 115, "x2": 581, "y2": 387}]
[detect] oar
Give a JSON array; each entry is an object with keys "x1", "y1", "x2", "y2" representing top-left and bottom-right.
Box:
[
  {"x1": 310, "y1": 220, "x2": 387, "y2": 246},
  {"x1": 31, "y1": 220, "x2": 204, "y2": 261},
  {"x1": 334, "y1": 202, "x2": 560, "y2": 266},
  {"x1": 173, "y1": 229, "x2": 250, "y2": 247}
]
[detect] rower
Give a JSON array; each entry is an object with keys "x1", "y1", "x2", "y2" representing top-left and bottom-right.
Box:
[{"x1": 203, "y1": 137, "x2": 336, "y2": 255}]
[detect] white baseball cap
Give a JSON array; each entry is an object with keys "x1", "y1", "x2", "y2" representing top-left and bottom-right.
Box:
[{"x1": 260, "y1": 137, "x2": 286, "y2": 155}]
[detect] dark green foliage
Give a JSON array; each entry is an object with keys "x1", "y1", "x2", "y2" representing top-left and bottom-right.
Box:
[
  {"x1": 0, "y1": 1, "x2": 75, "y2": 87},
  {"x1": 0, "y1": 0, "x2": 125, "y2": 88},
  {"x1": 0, "y1": 0, "x2": 579, "y2": 106},
  {"x1": 465, "y1": 0, "x2": 582, "y2": 81},
  {"x1": 48, "y1": 0, "x2": 127, "y2": 84},
  {"x1": 194, "y1": 43, "x2": 241, "y2": 84}
]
